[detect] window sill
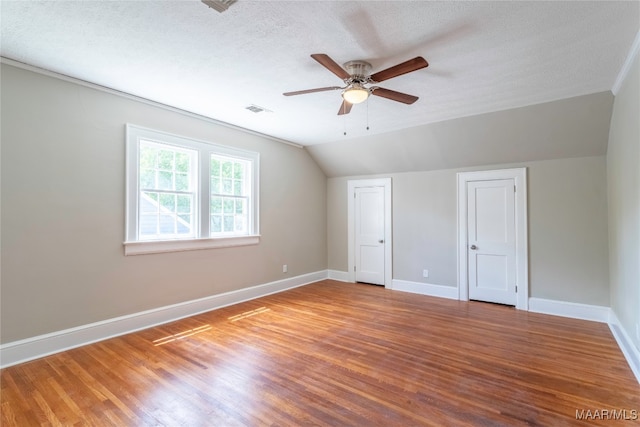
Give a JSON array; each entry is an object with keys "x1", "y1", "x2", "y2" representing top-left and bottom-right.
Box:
[{"x1": 123, "y1": 235, "x2": 260, "y2": 256}]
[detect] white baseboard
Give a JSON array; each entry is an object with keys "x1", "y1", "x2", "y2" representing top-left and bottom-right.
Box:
[
  {"x1": 608, "y1": 311, "x2": 640, "y2": 384},
  {"x1": 391, "y1": 279, "x2": 458, "y2": 300},
  {"x1": 528, "y1": 297, "x2": 610, "y2": 323},
  {"x1": 526, "y1": 298, "x2": 640, "y2": 383},
  {"x1": 327, "y1": 270, "x2": 351, "y2": 282},
  {"x1": 0, "y1": 270, "x2": 328, "y2": 369}
]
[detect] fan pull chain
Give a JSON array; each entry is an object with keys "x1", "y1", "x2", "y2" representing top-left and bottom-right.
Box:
[
  {"x1": 366, "y1": 99, "x2": 370, "y2": 131},
  {"x1": 343, "y1": 103, "x2": 347, "y2": 135}
]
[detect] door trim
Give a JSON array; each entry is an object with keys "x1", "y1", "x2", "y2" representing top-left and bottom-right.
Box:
[
  {"x1": 457, "y1": 168, "x2": 528, "y2": 310},
  {"x1": 347, "y1": 178, "x2": 392, "y2": 288}
]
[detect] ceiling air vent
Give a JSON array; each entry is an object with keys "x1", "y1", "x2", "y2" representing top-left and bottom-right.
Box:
[
  {"x1": 201, "y1": 0, "x2": 236, "y2": 13},
  {"x1": 245, "y1": 105, "x2": 272, "y2": 113}
]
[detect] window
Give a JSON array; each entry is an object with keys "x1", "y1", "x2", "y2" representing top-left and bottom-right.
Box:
[
  {"x1": 125, "y1": 125, "x2": 259, "y2": 255},
  {"x1": 138, "y1": 141, "x2": 197, "y2": 240},
  {"x1": 209, "y1": 155, "x2": 251, "y2": 236}
]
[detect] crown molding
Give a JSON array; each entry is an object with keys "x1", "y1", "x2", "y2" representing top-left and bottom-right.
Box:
[
  {"x1": 0, "y1": 57, "x2": 303, "y2": 149},
  {"x1": 612, "y1": 29, "x2": 640, "y2": 95}
]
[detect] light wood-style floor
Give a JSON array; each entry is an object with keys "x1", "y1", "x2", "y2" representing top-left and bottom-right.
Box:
[{"x1": 2, "y1": 280, "x2": 639, "y2": 426}]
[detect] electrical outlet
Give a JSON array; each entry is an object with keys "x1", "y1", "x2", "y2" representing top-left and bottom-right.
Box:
[
  {"x1": 283, "y1": 264, "x2": 288, "y2": 273},
  {"x1": 422, "y1": 269, "x2": 429, "y2": 278}
]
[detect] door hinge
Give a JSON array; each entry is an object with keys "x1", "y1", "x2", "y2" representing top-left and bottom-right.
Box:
[
  {"x1": 515, "y1": 286, "x2": 518, "y2": 293},
  {"x1": 514, "y1": 185, "x2": 516, "y2": 192},
  {"x1": 354, "y1": 265, "x2": 356, "y2": 272}
]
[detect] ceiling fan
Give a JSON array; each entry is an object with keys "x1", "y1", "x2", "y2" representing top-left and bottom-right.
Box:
[{"x1": 283, "y1": 53, "x2": 428, "y2": 115}]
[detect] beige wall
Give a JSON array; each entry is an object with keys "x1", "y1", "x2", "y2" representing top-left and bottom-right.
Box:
[
  {"x1": 328, "y1": 155, "x2": 610, "y2": 306},
  {"x1": 0, "y1": 64, "x2": 327, "y2": 343},
  {"x1": 607, "y1": 51, "x2": 640, "y2": 350},
  {"x1": 327, "y1": 177, "x2": 348, "y2": 271}
]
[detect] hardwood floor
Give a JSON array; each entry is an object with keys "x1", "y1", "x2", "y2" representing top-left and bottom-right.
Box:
[{"x1": 2, "y1": 280, "x2": 639, "y2": 426}]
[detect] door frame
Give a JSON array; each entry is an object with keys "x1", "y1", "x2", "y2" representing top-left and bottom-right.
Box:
[
  {"x1": 457, "y1": 168, "x2": 529, "y2": 310},
  {"x1": 347, "y1": 178, "x2": 392, "y2": 288}
]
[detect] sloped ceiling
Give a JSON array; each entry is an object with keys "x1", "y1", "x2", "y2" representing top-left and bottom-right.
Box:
[
  {"x1": 307, "y1": 91, "x2": 614, "y2": 177},
  {"x1": 1, "y1": 1, "x2": 638, "y2": 149}
]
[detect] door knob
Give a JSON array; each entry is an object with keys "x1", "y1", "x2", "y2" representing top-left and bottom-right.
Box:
[
  {"x1": 379, "y1": 240, "x2": 384, "y2": 244},
  {"x1": 470, "y1": 245, "x2": 477, "y2": 250}
]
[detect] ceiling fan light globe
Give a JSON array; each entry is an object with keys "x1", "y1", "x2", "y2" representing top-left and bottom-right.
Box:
[{"x1": 342, "y1": 87, "x2": 369, "y2": 104}]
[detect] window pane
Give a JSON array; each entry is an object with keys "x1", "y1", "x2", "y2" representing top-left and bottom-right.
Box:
[
  {"x1": 175, "y1": 152, "x2": 189, "y2": 172},
  {"x1": 211, "y1": 177, "x2": 220, "y2": 194},
  {"x1": 177, "y1": 195, "x2": 191, "y2": 213},
  {"x1": 233, "y1": 162, "x2": 244, "y2": 180},
  {"x1": 233, "y1": 180, "x2": 242, "y2": 196},
  {"x1": 159, "y1": 193, "x2": 176, "y2": 211},
  {"x1": 221, "y1": 161, "x2": 232, "y2": 178},
  {"x1": 211, "y1": 158, "x2": 220, "y2": 177},
  {"x1": 177, "y1": 215, "x2": 192, "y2": 234},
  {"x1": 235, "y1": 199, "x2": 245, "y2": 214},
  {"x1": 140, "y1": 192, "x2": 159, "y2": 213},
  {"x1": 159, "y1": 214, "x2": 176, "y2": 234},
  {"x1": 140, "y1": 146, "x2": 157, "y2": 169},
  {"x1": 139, "y1": 214, "x2": 158, "y2": 236},
  {"x1": 223, "y1": 198, "x2": 234, "y2": 213},
  {"x1": 175, "y1": 173, "x2": 189, "y2": 191},
  {"x1": 211, "y1": 197, "x2": 222, "y2": 214},
  {"x1": 235, "y1": 215, "x2": 246, "y2": 232},
  {"x1": 211, "y1": 215, "x2": 222, "y2": 233},
  {"x1": 158, "y1": 171, "x2": 173, "y2": 190},
  {"x1": 222, "y1": 179, "x2": 232, "y2": 194},
  {"x1": 140, "y1": 169, "x2": 156, "y2": 189},
  {"x1": 223, "y1": 215, "x2": 234, "y2": 231},
  {"x1": 158, "y1": 150, "x2": 174, "y2": 170}
]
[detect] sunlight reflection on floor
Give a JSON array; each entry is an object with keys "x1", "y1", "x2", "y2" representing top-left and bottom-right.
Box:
[
  {"x1": 153, "y1": 324, "x2": 212, "y2": 346},
  {"x1": 228, "y1": 306, "x2": 270, "y2": 322}
]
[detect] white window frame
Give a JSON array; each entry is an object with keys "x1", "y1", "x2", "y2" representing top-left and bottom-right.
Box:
[
  {"x1": 137, "y1": 139, "x2": 199, "y2": 241},
  {"x1": 124, "y1": 124, "x2": 260, "y2": 256}
]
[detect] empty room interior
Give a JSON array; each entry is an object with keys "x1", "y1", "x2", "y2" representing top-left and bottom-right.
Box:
[{"x1": 1, "y1": 1, "x2": 639, "y2": 425}]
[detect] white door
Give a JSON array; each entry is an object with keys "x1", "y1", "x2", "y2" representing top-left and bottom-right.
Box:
[
  {"x1": 467, "y1": 179, "x2": 517, "y2": 305},
  {"x1": 355, "y1": 186, "x2": 385, "y2": 285}
]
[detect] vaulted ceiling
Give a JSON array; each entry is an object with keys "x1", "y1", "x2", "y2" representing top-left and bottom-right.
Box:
[{"x1": 2, "y1": 1, "x2": 638, "y2": 149}]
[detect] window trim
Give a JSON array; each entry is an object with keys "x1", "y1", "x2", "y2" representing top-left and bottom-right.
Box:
[
  {"x1": 124, "y1": 124, "x2": 260, "y2": 256},
  {"x1": 124, "y1": 235, "x2": 260, "y2": 256}
]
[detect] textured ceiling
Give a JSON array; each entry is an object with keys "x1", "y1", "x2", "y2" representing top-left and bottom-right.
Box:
[{"x1": 1, "y1": 1, "x2": 638, "y2": 146}]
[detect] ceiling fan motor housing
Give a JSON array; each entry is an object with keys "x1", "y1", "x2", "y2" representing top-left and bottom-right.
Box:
[{"x1": 343, "y1": 60, "x2": 372, "y2": 84}]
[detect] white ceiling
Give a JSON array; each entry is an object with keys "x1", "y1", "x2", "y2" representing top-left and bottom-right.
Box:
[{"x1": 1, "y1": 1, "x2": 638, "y2": 146}]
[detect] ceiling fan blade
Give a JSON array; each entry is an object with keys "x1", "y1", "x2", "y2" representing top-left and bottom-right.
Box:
[
  {"x1": 283, "y1": 86, "x2": 342, "y2": 96},
  {"x1": 337, "y1": 100, "x2": 353, "y2": 115},
  {"x1": 370, "y1": 57, "x2": 428, "y2": 83},
  {"x1": 311, "y1": 54, "x2": 351, "y2": 80},
  {"x1": 371, "y1": 87, "x2": 419, "y2": 104}
]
